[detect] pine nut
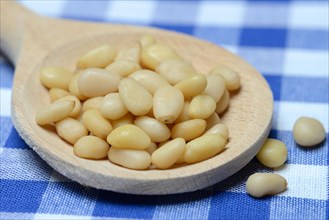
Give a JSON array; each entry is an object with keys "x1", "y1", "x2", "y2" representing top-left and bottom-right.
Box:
[
  {"x1": 174, "y1": 74, "x2": 207, "y2": 99},
  {"x1": 100, "y1": 93, "x2": 128, "y2": 120},
  {"x1": 188, "y1": 94, "x2": 216, "y2": 119},
  {"x1": 108, "y1": 147, "x2": 151, "y2": 170},
  {"x1": 55, "y1": 117, "x2": 88, "y2": 144},
  {"x1": 118, "y1": 77, "x2": 153, "y2": 116},
  {"x1": 107, "y1": 124, "x2": 151, "y2": 150},
  {"x1": 151, "y1": 138, "x2": 186, "y2": 169},
  {"x1": 183, "y1": 134, "x2": 226, "y2": 163},
  {"x1": 171, "y1": 119, "x2": 206, "y2": 141},
  {"x1": 256, "y1": 138, "x2": 287, "y2": 168},
  {"x1": 40, "y1": 67, "x2": 73, "y2": 90},
  {"x1": 153, "y1": 86, "x2": 184, "y2": 124},
  {"x1": 74, "y1": 136, "x2": 110, "y2": 159},
  {"x1": 78, "y1": 68, "x2": 121, "y2": 98},
  {"x1": 77, "y1": 44, "x2": 116, "y2": 69},
  {"x1": 36, "y1": 100, "x2": 75, "y2": 125},
  {"x1": 134, "y1": 116, "x2": 171, "y2": 142},
  {"x1": 293, "y1": 116, "x2": 326, "y2": 147},
  {"x1": 82, "y1": 109, "x2": 112, "y2": 139},
  {"x1": 246, "y1": 173, "x2": 287, "y2": 198}
]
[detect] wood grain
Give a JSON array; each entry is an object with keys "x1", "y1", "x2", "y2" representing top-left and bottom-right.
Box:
[{"x1": 0, "y1": 1, "x2": 273, "y2": 195}]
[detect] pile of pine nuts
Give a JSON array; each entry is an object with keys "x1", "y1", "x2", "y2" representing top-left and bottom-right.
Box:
[{"x1": 36, "y1": 34, "x2": 241, "y2": 170}]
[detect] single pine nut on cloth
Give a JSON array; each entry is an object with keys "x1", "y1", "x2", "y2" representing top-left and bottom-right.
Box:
[
  {"x1": 35, "y1": 34, "x2": 243, "y2": 171},
  {"x1": 293, "y1": 116, "x2": 326, "y2": 147},
  {"x1": 256, "y1": 138, "x2": 288, "y2": 168},
  {"x1": 246, "y1": 173, "x2": 287, "y2": 198}
]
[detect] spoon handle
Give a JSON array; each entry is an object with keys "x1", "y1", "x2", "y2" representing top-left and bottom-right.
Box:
[{"x1": 0, "y1": 1, "x2": 38, "y2": 64}]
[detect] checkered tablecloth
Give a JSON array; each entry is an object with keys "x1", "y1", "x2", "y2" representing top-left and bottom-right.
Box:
[{"x1": 1, "y1": 0, "x2": 328, "y2": 219}]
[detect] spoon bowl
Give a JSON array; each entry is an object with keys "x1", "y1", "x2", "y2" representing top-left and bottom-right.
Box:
[{"x1": 1, "y1": 2, "x2": 273, "y2": 195}]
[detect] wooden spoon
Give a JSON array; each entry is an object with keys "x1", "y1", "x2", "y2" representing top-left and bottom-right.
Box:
[{"x1": 1, "y1": 1, "x2": 273, "y2": 195}]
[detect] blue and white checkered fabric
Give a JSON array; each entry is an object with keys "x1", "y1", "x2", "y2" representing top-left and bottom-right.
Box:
[{"x1": 1, "y1": 1, "x2": 328, "y2": 219}]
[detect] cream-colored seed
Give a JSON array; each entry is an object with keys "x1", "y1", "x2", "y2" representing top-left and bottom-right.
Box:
[
  {"x1": 78, "y1": 68, "x2": 121, "y2": 98},
  {"x1": 36, "y1": 100, "x2": 75, "y2": 125},
  {"x1": 174, "y1": 101, "x2": 191, "y2": 124},
  {"x1": 146, "y1": 142, "x2": 158, "y2": 154},
  {"x1": 49, "y1": 88, "x2": 70, "y2": 102},
  {"x1": 105, "y1": 60, "x2": 141, "y2": 77},
  {"x1": 40, "y1": 67, "x2": 73, "y2": 90},
  {"x1": 82, "y1": 109, "x2": 112, "y2": 139},
  {"x1": 74, "y1": 136, "x2": 110, "y2": 159},
  {"x1": 118, "y1": 78, "x2": 153, "y2": 116},
  {"x1": 139, "y1": 34, "x2": 156, "y2": 48},
  {"x1": 204, "y1": 123, "x2": 229, "y2": 140},
  {"x1": 151, "y1": 138, "x2": 186, "y2": 169},
  {"x1": 55, "y1": 117, "x2": 88, "y2": 144},
  {"x1": 111, "y1": 113, "x2": 135, "y2": 129},
  {"x1": 210, "y1": 65, "x2": 241, "y2": 91},
  {"x1": 203, "y1": 74, "x2": 226, "y2": 102},
  {"x1": 54, "y1": 95, "x2": 81, "y2": 118},
  {"x1": 100, "y1": 93, "x2": 128, "y2": 120},
  {"x1": 205, "y1": 113, "x2": 221, "y2": 130},
  {"x1": 183, "y1": 134, "x2": 226, "y2": 163},
  {"x1": 107, "y1": 124, "x2": 151, "y2": 150},
  {"x1": 256, "y1": 138, "x2": 287, "y2": 168},
  {"x1": 156, "y1": 59, "x2": 197, "y2": 85},
  {"x1": 189, "y1": 94, "x2": 216, "y2": 119},
  {"x1": 174, "y1": 74, "x2": 207, "y2": 99},
  {"x1": 115, "y1": 43, "x2": 141, "y2": 63},
  {"x1": 171, "y1": 119, "x2": 206, "y2": 141},
  {"x1": 108, "y1": 147, "x2": 151, "y2": 170},
  {"x1": 82, "y1": 96, "x2": 103, "y2": 112},
  {"x1": 293, "y1": 116, "x2": 326, "y2": 147},
  {"x1": 215, "y1": 89, "x2": 230, "y2": 115},
  {"x1": 77, "y1": 44, "x2": 116, "y2": 69},
  {"x1": 129, "y1": 69, "x2": 170, "y2": 95},
  {"x1": 68, "y1": 73, "x2": 87, "y2": 101},
  {"x1": 153, "y1": 86, "x2": 184, "y2": 124},
  {"x1": 246, "y1": 173, "x2": 287, "y2": 198},
  {"x1": 134, "y1": 116, "x2": 171, "y2": 142},
  {"x1": 141, "y1": 43, "x2": 180, "y2": 70}
]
